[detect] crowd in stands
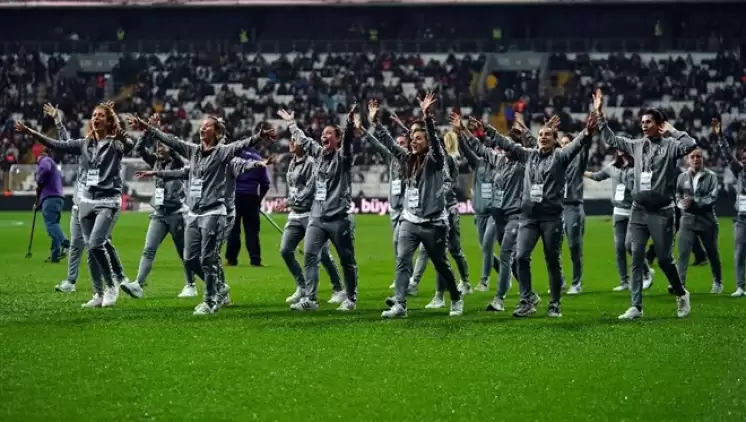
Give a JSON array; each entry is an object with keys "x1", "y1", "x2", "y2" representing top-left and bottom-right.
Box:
[{"x1": 3, "y1": 49, "x2": 745, "y2": 176}]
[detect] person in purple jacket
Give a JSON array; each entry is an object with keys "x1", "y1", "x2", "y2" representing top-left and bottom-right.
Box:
[
  {"x1": 34, "y1": 145, "x2": 70, "y2": 263},
  {"x1": 225, "y1": 126, "x2": 271, "y2": 267}
]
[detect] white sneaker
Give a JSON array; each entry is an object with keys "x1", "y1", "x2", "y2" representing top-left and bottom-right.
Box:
[
  {"x1": 286, "y1": 288, "x2": 303, "y2": 303},
  {"x1": 613, "y1": 284, "x2": 630, "y2": 292},
  {"x1": 425, "y1": 294, "x2": 446, "y2": 309},
  {"x1": 178, "y1": 285, "x2": 198, "y2": 298},
  {"x1": 81, "y1": 294, "x2": 103, "y2": 308},
  {"x1": 193, "y1": 302, "x2": 217, "y2": 316},
  {"x1": 474, "y1": 282, "x2": 489, "y2": 292},
  {"x1": 458, "y1": 281, "x2": 473, "y2": 295},
  {"x1": 101, "y1": 285, "x2": 119, "y2": 307},
  {"x1": 406, "y1": 283, "x2": 419, "y2": 296},
  {"x1": 55, "y1": 280, "x2": 76, "y2": 293},
  {"x1": 120, "y1": 281, "x2": 144, "y2": 299},
  {"x1": 328, "y1": 290, "x2": 347, "y2": 304},
  {"x1": 566, "y1": 285, "x2": 582, "y2": 295},
  {"x1": 643, "y1": 269, "x2": 655, "y2": 290},
  {"x1": 388, "y1": 281, "x2": 395, "y2": 289},
  {"x1": 676, "y1": 290, "x2": 691, "y2": 318},
  {"x1": 710, "y1": 282, "x2": 724, "y2": 294},
  {"x1": 731, "y1": 287, "x2": 746, "y2": 297},
  {"x1": 486, "y1": 297, "x2": 505, "y2": 312},
  {"x1": 290, "y1": 298, "x2": 319, "y2": 311},
  {"x1": 381, "y1": 303, "x2": 407, "y2": 319},
  {"x1": 337, "y1": 299, "x2": 356, "y2": 311},
  {"x1": 618, "y1": 306, "x2": 643, "y2": 320},
  {"x1": 449, "y1": 299, "x2": 464, "y2": 317}
]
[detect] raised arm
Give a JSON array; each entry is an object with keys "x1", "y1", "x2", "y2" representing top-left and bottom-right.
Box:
[
  {"x1": 373, "y1": 123, "x2": 407, "y2": 161},
  {"x1": 459, "y1": 130, "x2": 499, "y2": 167},
  {"x1": 557, "y1": 130, "x2": 593, "y2": 165},
  {"x1": 15, "y1": 121, "x2": 84, "y2": 154},
  {"x1": 364, "y1": 128, "x2": 393, "y2": 163},
  {"x1": 134, "y1": 133, "x2": 157, "y2": 168},
  {"x1": 367, "y1": 100, "x2": 407, "y2": 162},
  {"x1": 342, "y1": 105, "x2": 356, "y2": 168},
  {"x1": 483, "y1": 123, "x2": 530, "y2": 163},
  {"x1": 662, "y1": 122, "x2": 698, "y2": 158},
  {"x1": 147, "y1": 127, "x2": 197, "y2": 158},
  {"x1": 425, "y1": 115, "x2": 445, "y2": 168},
  {"x1": 458, "y1": 135, "x2": 480, "y2": 169},
  {"x1": 215, "y1": 136, "x2": 262, "y2": 163}
]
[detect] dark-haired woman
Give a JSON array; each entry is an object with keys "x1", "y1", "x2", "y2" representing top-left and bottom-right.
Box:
[
  {"x1": 277, "y1": 106, "x2": 359, "y2": 312},
  {"x1": 585, "y1": 150, "x2": 653, "y2": 292},
  {"x1": 474, "y1": 113, "x2": 596, "y2": 318},
  {"x1": 372, "y1": 94, "x2": 463, "y2": 318},
  {"x1": 16, "y1": 103, "x2": 133, "y2": 309},
  {"x1": 594, "y1": 89, "x2": 697, "y2": 320}
]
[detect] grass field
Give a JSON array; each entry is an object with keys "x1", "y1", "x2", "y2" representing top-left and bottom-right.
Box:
[{"x1": 1, "y1": 211, "x2": 744, "y2": 421}]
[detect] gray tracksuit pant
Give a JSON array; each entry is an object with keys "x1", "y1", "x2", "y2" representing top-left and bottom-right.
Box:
[
  {"x1": 515, "y1": 216, "x2": 564, "y2": 305},
  {"x1": 612, "y1": 215, "x2": 651, "y2": 286},
  {"x1": 677, "y1": 220, "x2": 722, "y2": 286},
  {"x1": 411, "y1": 209, "x2": 470, "y2": 288},
  {"x1": 474, "y1": 214, "x2": 500, "y2": 285},
  {"x1": 394, "y1": 220, "x2": 461, "y2": 305},
  {"x1": 562, "y1": 204, "x2": 585, "y2": 287},
  {"x1": 735, "y1": 218, "x2": 746, "y2": 289},
  {"x1": 281, "y1": 216, "x2": 342, "y2": 292},
  {"x1": 136, "y1": 212, "x2": 195, "y2": 287},
  {"x1": 78, "y1": 202, "x2": 125, "y2": 294},
  {"x1": 628, "y1": 206, "x2": 685, "y2": 309},
  {"x1": 184, "y1": 213, "x2": 225, "y2": 306},
  {"x1": 493, "y1": 213, "x2": 520, "y2": 299},
  {"x1": 302, "y1": 215, "x2": 358, "y2": 303},
  {"x1": 391, "y1": 215, "x2": 401, "y2": 261},
  {"x1": 67, "y1": 205, "x2": 125, "y2": 285},
  {"x1": 215, "y1": 213, "x2": 235, "y2": 291}
]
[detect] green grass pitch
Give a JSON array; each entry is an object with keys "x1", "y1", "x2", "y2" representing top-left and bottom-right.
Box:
[{"x1": 0, "y1": 212, "x2": 744, "y2": 421}]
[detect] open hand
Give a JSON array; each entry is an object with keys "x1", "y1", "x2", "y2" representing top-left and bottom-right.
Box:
[
  {"x1": 418, "y1": 91, "x2": 436, "y2": 115},
  {"x1": 367, "y1": 100, "x2": 380, "y2": 123},
  {"x1": 14, "y1": 121, "x2": 30, "y2": 134},
  {"x1": 592, "y1": 88, "x2": 603, "y2": 113},
  {"x1": 448, "y1": 112, "x2": 463, "y2": 130},
  {"x1": 277, "y1": 109, "x2": 294, "y2": 121},
  {"x1": 43, "y1": 103, "x2": 59, "y2": 119}
]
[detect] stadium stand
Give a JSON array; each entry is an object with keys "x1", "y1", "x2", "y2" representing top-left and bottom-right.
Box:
[{"x1": 1, "y1": 4, "x2": 745, "y2": 199}]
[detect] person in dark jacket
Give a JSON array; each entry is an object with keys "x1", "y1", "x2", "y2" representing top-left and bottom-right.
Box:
[
  {"x1": 225, "y1": 139, "x2": 271, "y2": 267},
  {"x1": 34, "y1": 144, "x2": 69, "y2": 263}
]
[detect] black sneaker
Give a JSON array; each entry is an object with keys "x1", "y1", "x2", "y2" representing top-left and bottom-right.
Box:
[
  {"x1": 547, "y1": 302, "x2": 562, "y2": 318},
  {"x1": 512, "y1": 299, "x2": 536, "y2": 318}
]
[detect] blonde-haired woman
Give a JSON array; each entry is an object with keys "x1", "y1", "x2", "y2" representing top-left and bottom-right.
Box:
[
  {"x1": 16, "y1": 103, "x2": 133, "y2": 308},
  {"x1": 409, "y1": 130, "x2": 472, "y2": 309}
]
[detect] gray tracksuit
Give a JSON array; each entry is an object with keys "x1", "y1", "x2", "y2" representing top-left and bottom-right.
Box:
[
  {"x1": 364, "y1": 128, "x2": 404, "y2": 259},
  {"x1": 133, "y1": 134, "x2": 195, "y2": 288},
  {"x1": 466, "y1": 130, "x2": 524, "y2": 299},
  {"x1": 35, "y1": 132, "x2": 131, "y2": 294},
  {"x1": 382, "y1": 117, "x2": 461, "y2": 306},
  {"x1": 675, "y1": 169, "x2": 722, "y2": 286},
  {"x1": 459, "y1": 136, "x2": 500, "y2": 285},
  {"x1": 587, "y1": 164, "x2": 651, "y2": 286},
  {"x1": 599, "y1": 116, "x2": 697, "y2": 308},
  {"x1": 281, "y1": 153, "x2": 342, "y2": 292},
  {"x1": 53, "y1": 119, "x2": 123, "y2": 286},
  {"x1": 150, "y1": 128, "x2": 258, "y2": 307},
  {"x1": 562, "y1": 138, "x2": 591, "y2": 288},
  {"x1": 490, "y1": 126, "x2": 591, "y2": 306},
  {"x1": 411, "y1": 151, "x2": 471, "y2": 289},
  {"x1": 716, "y1": 135, "x2": 746, "y2": 289},
  {"x1": 289, "y1": 120, "x2": 358, "y2": 303}
]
